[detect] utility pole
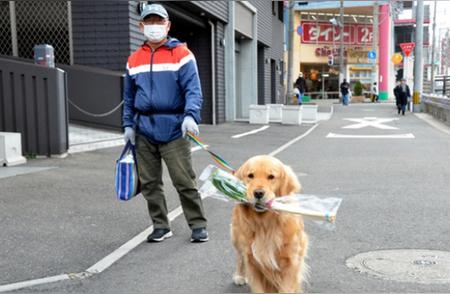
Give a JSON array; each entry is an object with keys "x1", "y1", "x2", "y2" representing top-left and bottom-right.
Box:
[
  {"x1": 286, "y1": 0, "x2": 295, "y2": 104},
  {"x1": 339, "y1": 0, "x2": 345, "y2": 101},
  {"x1": 372, "y1": 1, "x2": 379, "y2": 94},
  {"x1": 430, "y1": 0, "x2": 437, "y2": 93},
  {"x1": 413, "y1": 0, "x2": 424, "y2": 112}
]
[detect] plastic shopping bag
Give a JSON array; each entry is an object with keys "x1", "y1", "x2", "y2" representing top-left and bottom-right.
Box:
[
  {"x1": 199, "y1": 165, "x2": 342, "y2": 229},
  {"x1": 115, "y1": 141, "x2": 141, "y2": 201}
]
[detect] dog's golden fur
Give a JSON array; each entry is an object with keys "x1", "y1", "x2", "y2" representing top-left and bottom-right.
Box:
[{"x1": 231, "y1": 155, "x2": 308, "y2": 293}]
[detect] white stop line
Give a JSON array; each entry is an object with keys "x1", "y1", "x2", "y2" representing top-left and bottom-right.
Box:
[{"x1": 327, "y1": 133, "x2": 415, "y2": 139}]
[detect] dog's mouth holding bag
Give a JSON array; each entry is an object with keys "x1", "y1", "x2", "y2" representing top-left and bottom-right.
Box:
[{"x1": 199, "y1": 164, "x2": 342, "y2": 229}]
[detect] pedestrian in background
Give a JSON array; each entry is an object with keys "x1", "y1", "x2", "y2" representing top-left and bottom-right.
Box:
[
  {"x1": 393, "y1": 80, "x2": 401, "y2": 110},
  {"x1": 372, "y1": 82, "x2": 379, "y2": 103},
  {"x1": 293, "y1": 83, "x2": 301, "y2": 105},
  {"x1": 340, "y1": 79, "x2": 350, "y2": 106},
  {"x1": 393, "y1": 78, "x2": 411, "y2": 115},
  {"x1": 295, "y1": 72, "x2": 306, "y2": 105},
  {"x1": 122, "y1": 4, "x2": 208, "y2": 243}
]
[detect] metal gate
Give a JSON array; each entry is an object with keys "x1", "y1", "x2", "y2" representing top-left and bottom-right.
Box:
[{"x1": 0, "y1": 1, "x2": 71, "y2": 64}]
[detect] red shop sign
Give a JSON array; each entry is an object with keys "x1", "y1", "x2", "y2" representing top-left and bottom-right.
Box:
[
  {"x1": 355, "y1": 25, "x2": 374, "y2": 45},
  {"x1": 302, "y1": 22, "x2": 374, "y2": 45}
]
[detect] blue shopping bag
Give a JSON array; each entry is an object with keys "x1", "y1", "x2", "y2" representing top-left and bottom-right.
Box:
[{"x1": 115, "y1": 141, "x2": 141, "y2": 201}]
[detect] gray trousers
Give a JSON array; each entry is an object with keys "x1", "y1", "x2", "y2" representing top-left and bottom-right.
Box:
[{"x1": 135, "y1": 135, "x2": 207, "y2": 230}]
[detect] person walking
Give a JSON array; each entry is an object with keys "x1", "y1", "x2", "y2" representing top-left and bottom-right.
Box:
[
  {"x1": 372, "y1": 82, "x2": 379, "y2": 103},
  {"x1": 295, "y1": 72, "x2": 306, "y2": 105},
  {"x1": 122, "y1": 4, "x2": 208, "y2": 243},
  {"x1": 393, "y1": 80, "x2": 401, "y2": 111},
  {"x1": 340, "y1": 79, "x2": 350, "y2": 106},
  {"x1": 394, "y1": 78, "x2": 411, "y2": 115},
  {"x1": 293, "y1": 83, "x2": 301, "y2": 105}
]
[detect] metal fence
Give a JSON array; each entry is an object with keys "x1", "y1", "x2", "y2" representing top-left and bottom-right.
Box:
[
  {"x1": 0, "y1": 1, "x2": 71, "y2": 64},
  {"x1": 0, "y1": 57, "x2": 68, "y2": 156},
  {"x1": 0, "y1": 2, "x2": 12, "y2": 56}
]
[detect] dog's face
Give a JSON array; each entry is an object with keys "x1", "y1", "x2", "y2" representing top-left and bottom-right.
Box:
[{"x1": 235, "y1": 155, "x2": 301, "y2": 212}]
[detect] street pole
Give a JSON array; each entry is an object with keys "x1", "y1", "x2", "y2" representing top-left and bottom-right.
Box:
[
  {"x1": 413, "y1": 0, "x2": 424, "y2": 112},
  {"x1": 430, "y1": 0, "x2": 437, "y2": 93},
  {"x1": 286, "y1": 0, "x2": 295, "y2": 105},
  {"x1": 372, "y1": 1, "x2": 379, "y2": 95},
  {"x1": 339, "y1": 0, "x2": 345, "y2": 103}
]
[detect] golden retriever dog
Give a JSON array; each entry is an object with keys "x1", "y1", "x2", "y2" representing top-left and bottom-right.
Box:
[{"x1": 231, "y1": 155, "x2": 308, "y2": 293}]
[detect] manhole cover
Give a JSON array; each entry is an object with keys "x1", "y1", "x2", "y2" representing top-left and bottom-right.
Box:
[{"x1": 346, "y1": 249, "x2": 450, "y2": 284}]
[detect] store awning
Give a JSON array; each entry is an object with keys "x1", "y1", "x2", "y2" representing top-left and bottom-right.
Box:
[{"x1": 350, "y1": 66, "x2": 374, "y2": 71}]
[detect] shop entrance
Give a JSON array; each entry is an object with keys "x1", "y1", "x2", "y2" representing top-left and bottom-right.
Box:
[{"x1": 300, "y1": 63, "x2": 339, "y2": 99}]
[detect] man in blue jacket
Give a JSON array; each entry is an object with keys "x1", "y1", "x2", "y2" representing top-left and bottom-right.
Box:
[{"x1": 122, "y1": 3, "x2": 208, "y2": 243}]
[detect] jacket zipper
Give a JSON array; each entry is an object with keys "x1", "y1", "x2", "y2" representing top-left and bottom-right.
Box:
[{"x1": 149, "y1": 47, "x2": 158, "y2": 123}]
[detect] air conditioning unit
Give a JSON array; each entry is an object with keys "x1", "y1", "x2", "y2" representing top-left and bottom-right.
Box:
[{"x1": 0, "y1": 132, "x2": 27, "y2": 166}]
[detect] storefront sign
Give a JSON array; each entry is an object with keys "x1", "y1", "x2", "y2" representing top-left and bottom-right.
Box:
[
  {"x1": 315, "y1": 46, "x2": 347, "y2": 57},
  {"x1": 348, "y1": 48, "x2": 372, "y2": 63},
  {"x1": 302, "y1": 22, "x2": 373, "y2": 45},
  {"x1": 356, "y1": 26, "x2": 373, "y2": 44}
]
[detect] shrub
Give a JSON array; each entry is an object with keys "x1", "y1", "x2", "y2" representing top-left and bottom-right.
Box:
[{"x1": 354, "y1": 81, "x2": 363, "y2": 96}]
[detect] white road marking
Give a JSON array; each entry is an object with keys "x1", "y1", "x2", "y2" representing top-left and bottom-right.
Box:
[
  {"x1": 342, "y1": 117, "x2": 399, "y2": 130},
  {"x1": 0, "y1": 274, "x2": 70, "y2": 293},
  {"x1": 0, "y1": 123, "x2": 321, "y2": 292},
  {"x1": 86, "y1": 205, "x2": 184, "y2": 274},
  {"x1": 232, "y1": 125, "x2": 270, "y2": 138},
  {"x1": 270, "y1": 124, "x2": 319, "y2": 156},
  {"x1": 326, "y1": 133, "x2": 415, "y2": 139}
]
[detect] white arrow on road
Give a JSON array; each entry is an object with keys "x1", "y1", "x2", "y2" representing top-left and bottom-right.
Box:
[{"x1": 342, "y1": 117, "x2": 399, "y2": 130}]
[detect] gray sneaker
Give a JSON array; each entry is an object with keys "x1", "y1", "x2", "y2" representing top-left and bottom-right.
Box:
[
  {"x1": 147, "y1": 228, "x2": 172, "y2": 242},
  {"x1": 190, "y1": 228, "x2": 209, "y2": 243}
]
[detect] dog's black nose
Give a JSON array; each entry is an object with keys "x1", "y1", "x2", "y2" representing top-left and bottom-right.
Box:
[{"x1": 253, "y1": 189, "x2": 265, "y2": 199}]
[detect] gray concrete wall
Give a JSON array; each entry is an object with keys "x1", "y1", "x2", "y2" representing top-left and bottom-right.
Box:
[{"x1": 423, "y1": 95, "x2": 450, "y2": 126}]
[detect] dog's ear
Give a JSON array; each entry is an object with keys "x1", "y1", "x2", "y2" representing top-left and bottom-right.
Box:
[
  {"x1": 234, "y1": 161, "x2": 248, "y2": 181},
  {"x1": 278, "y1": 164, "x2": 301, "y2": 196}
]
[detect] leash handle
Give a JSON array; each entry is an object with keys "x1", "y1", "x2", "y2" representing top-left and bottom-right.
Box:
[{"x1": 186, "y1": 132, "x2": 236, "y2": 173}]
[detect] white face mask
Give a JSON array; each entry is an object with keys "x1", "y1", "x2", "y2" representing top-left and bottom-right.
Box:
[{"x1": 144, "y1": 24, "x2": 167, "y2": 43}]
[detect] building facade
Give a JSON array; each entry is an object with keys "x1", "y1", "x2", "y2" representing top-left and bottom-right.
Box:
[
  {"x1": 290, "y1": 1, "x2": 393, "y2": 100},
  {"x1": 0, "y1": 1, "x2": 285, "y2": 125}
]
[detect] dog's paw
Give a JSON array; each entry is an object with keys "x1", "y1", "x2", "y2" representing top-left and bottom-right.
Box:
[{"x1": 233, "y1": 274, "x2": 247, "y2": 286}]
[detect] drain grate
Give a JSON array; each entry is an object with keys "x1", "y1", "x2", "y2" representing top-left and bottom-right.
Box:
[{"x1": 346, "y1": 249, "x2": 450, "y2": 284}]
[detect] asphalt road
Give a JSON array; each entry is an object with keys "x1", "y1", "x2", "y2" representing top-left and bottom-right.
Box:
[{"x1": 1, "y1": 103, "x2": 450, "y2": 293}]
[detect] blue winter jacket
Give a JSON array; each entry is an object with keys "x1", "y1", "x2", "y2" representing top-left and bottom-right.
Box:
[{"x1": 122, "y1": 38, "x2": 203, "y2": 143}]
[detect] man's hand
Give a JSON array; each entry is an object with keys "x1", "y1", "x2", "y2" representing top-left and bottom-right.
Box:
[
  {"x1": 182, "y1": 116, "x2": 199, "y2": 138},
  {"x1": 124, "y1": 127, "x2": 136, "y2": 145}
]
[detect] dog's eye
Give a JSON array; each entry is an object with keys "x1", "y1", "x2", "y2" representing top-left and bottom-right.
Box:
[
  {"x1": 248, "y1": 173, "x2": 254, "y2": 179},
  {"x1": 268, "y1": 174, "x2": 275, "y2": 180}
]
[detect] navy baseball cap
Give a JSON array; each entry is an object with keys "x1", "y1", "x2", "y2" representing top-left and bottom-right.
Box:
[{"x1": 141, "y1": 4, "x2": 169, "y2": 20}]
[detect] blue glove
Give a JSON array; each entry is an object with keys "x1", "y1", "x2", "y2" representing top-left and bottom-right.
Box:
[
  {"x1": 124, "y1": 127, "x2": 136, "y2": 145},
  {"x1": 181, "y1": 116, "x2": 199, "y2": 138}
]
